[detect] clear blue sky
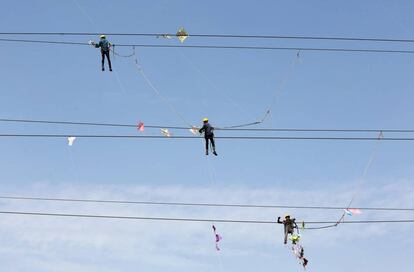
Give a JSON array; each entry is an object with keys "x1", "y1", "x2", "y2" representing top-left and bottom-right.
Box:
[{"x1": 0, "y1": 1, "x2": 413, "y2": 271}]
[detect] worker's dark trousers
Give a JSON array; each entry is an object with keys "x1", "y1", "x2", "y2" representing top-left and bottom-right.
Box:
[
  {"x1": 284, "y1": 226, "x2": 293, "y2": 244},
  {"x1": 101, "y1": 50, "x2": 112, "y2": 70},
  {"x1": 205, "y1": 137, "x2": 216, "y2": 151}
]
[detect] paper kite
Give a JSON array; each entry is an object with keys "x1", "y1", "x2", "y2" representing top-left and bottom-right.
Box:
[
  {"x1": 137, "y1": 122, "x2": 145, "y2": 132},
  {"x1": 67, "y1": 137, "x2": 76, "y2": 146},
  {"x1": 161, "y1": 128, "x2": 171, "y2": 137},
  {"x1": 345, "y1": 208, "x2": 362, "y2": 216},
  {"x1": 176, "y1": 27, "x2": 189, "y2": 43},
  {"x1": 189, "y1": 126, "x2": 199, "y2": 135},
  {"x1": 289, "y1": 233, "x2": 300, "y2": 244}
]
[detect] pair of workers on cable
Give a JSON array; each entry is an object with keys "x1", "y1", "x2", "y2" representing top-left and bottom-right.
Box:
[
  {"x1": 91, "y1": 35, "x2": 112, "y2": 72},
  {"x1": 90, "y1": 37, "x2": 218, "y2": 157}
]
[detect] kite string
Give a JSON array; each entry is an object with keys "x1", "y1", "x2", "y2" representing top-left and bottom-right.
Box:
[
  {"x1": 216, "y1": 51, "x2": 301, "y2": 130},
  {"x1": 110, "y1": 42, "x2": 301, "y2": 130},
  {"x1": 304, "y1": 132, "x2": 383, "y2": 230},
  {"x1": 113, "y1": 45, "x2": 136, "y2": 58},
  {"x1": 72, "y1": 0, "x2": 98, "y2": 30},
  {"x1": 205, "y1": 155, "x2": 225, "y2": 272},
  {"x1": 67, "y1": 146, "x2": 82, "y2": 183},
  {"x1": 132, "y1": 52, "x2": 192, "y2": 127},
  {"x1": 346, "y1": 134, "x2": 383, "y2": 208},
  {"x1": 260, "y1": 51, "x2": 301, "y2": 123},
  {"x1": 171, "y1": 43, "x2": 253, "y2": 121}
]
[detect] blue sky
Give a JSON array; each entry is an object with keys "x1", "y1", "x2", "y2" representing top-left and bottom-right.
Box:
[{"x1": 0, "y1": 1, "x2": 414, "y2": 271}]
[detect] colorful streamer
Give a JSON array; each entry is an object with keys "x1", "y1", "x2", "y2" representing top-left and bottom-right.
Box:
[{"x1": 212, "y1": 224, "x2": 222, "y2": 251}]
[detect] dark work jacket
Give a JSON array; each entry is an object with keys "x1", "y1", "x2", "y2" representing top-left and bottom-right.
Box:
[
  {"x1": 199, "y1": 123, "x2": 214, "y2": 138},
  {"x1": 95, "y1": 39, "x2": 111, "y2": 52},
  {"x1": 278, "y1": 217, "x2": 296, "y2": 233}
]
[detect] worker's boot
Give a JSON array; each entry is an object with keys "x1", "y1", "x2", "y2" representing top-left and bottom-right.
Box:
[{"x1": 205, "y1": 150, "x2": 208, "y2": 155}]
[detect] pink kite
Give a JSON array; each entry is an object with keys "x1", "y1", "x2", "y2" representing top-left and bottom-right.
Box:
[
  {"x1": 137, "y1": 122, "x2": 145, "y2": 132},
  {"x1": 345, "y1": 208, "x2": 362, "y2": 216}
]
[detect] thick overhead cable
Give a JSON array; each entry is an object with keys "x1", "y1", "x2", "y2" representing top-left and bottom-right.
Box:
[
  {"x1": 0, "y1": 210, "x2": 413, "y2": 225},
  {"x1": 2, "y1": 32, "x2": 414, "y2": 43},
  {"x1": 0, "y1": 133, "x2": 413, "y2": 141},
  {"x1": 1, "y1": 38, "x2": 414, "y2": 54},
  {"x1": 1, "y1": 118, "x2": 414, "y2": 133},
  {"x1": 1, "y1": 195, "x2": 413, "y2": 211}
]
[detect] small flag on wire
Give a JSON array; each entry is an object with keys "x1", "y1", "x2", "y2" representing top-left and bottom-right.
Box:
[
  {"x1": 137, "y1": 122, "x2": 145, "y2": 132},
  {"x1": 67, "y1": 137, "x2": 76, "y2": 146}
]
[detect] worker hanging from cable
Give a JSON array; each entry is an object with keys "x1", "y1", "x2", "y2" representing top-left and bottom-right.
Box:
[
  {"x1": 199, "y1": 118, "x2": 217, "y2": 156},
  {"x1": 90, "y1": 35, "x2": 113, "y2": 72},
  {"x1": 277, "y1": 214, "x2": 298, "y2": 244}
]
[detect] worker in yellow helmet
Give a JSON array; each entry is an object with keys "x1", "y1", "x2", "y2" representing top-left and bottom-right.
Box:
[
  {"x1": 198, "y1": 118, "x2": 217, "y2": 156},
  {"x1": 91, "y1": 35, "x2": 113, "y2": 72},
  {"x1": 277, "y1": 214, "x2": 298, "y2": 244}
]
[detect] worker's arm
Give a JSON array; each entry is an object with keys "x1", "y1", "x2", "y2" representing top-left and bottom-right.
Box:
[
  {"x1": 277, "y1": 217, "x2": 283, "y2": 224},
  {"x1": 199, "y1": 125, "x2": 206, "y2": 134}
]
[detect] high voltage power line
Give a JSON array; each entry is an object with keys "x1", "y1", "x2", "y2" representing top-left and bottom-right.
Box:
[
  {"x1": 0, "y1": 134, "x2": 411, "y2": 141},
  {"x1": 0, "y1": 133, "x2": 407, "y2": 141},
  {"x1": 1, "y1": 38, "x2": 414, "y2": 54},
  {"x1": 2, "y1": 32, "x2": 414, "y2": 43},
  {"x1": 1, "y1": 195, "x2": 412, "y2": 211},
  {"x1": 0, "y1": 210, "x2": 413, "y2": 225},
  {"x1": 1, "y1": 118, "x2": 414, "y2": 133}
]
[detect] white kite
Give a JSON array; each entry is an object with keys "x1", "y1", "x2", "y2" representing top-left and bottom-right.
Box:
[
  {"x1": 189, "y1": 126, "x2": 199, "y2": 135},
  {"x1": 67, "y1": 136, "x2": 76, "y2": 146},
  {"x1": 161, "y1": 128, "x2": 171, "y2": 137}
]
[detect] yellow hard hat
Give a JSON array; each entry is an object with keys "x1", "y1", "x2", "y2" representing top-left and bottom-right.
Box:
[
  {"x1": 284, "y1": 213, "x2": 290, "y2": 218},
  {"x1": 100, "y1": 35, "x2": 106, "y2": 39},
  {"x1": 203, "y1": 118, "x2": 209, "y2": 122}
]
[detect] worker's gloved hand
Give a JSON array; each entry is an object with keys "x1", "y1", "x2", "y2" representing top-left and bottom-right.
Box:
[
  {"x1": 277, "y1": 216, "x2": 281, "y2": 220},
  {"x1": 88, "y1": 40, "x2": 95, "y2": 46}
]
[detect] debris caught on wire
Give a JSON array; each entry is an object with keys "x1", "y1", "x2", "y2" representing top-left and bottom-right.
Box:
[
  {"x1": 212, "y1": 224, "x2": 223, "y2": 251},
  {"x1": 161, "y1": 128, "x2": 172, "y2": 137},
  {"x1": 137, "y1": 122, "x2": 145, "y2": 132},
  {"x1": 345, "y1": 208, "x2": 362, "y2": 216},
  {"x1": 176, "y1": 27, "x2": 189, "y2": 43},
  {"x1": 67, "y1": 137, "x2": 76, "y2": 146}
]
